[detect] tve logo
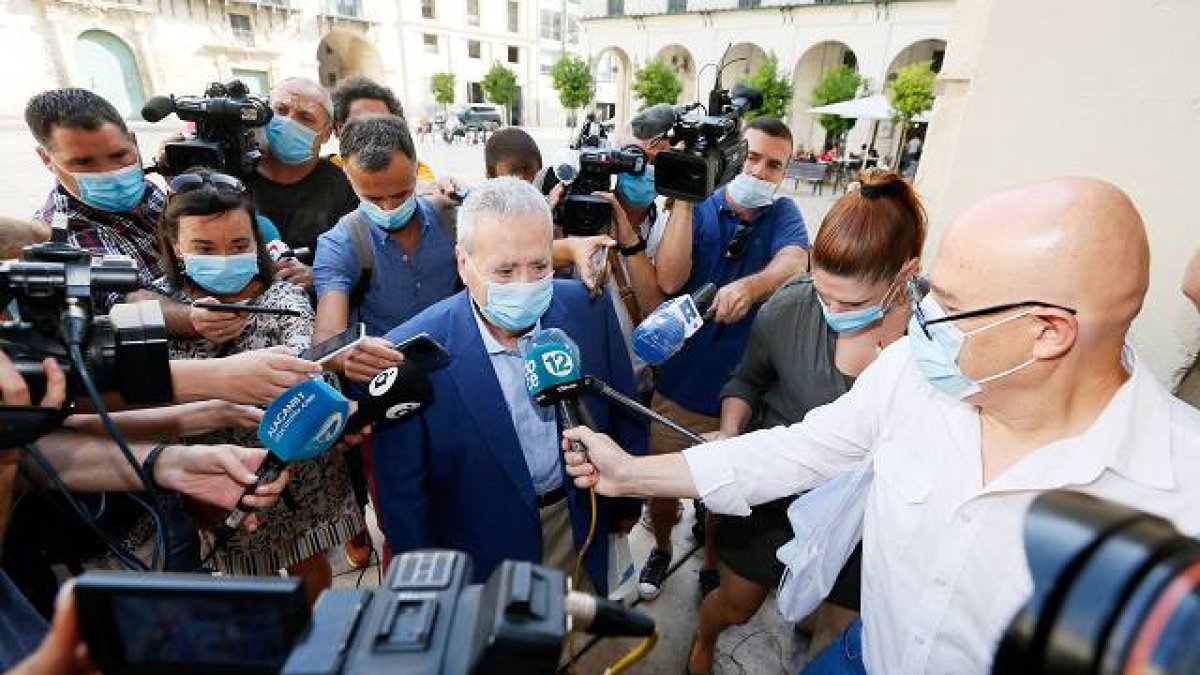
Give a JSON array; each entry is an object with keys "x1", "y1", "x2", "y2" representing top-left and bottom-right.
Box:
[{"x1": 541, "y1": 350, "x2": 574, "y2": 378}]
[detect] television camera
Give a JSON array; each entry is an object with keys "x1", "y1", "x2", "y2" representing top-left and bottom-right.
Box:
[{"x1": 141, "y1": 79, "x2": 273, "y2": 179}]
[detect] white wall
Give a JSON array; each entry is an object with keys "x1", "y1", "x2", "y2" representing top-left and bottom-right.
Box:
[{"x1": 918, "y1": 0, "x2": 1200, "y2": 384}]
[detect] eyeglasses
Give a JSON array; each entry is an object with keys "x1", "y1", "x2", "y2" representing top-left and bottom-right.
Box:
[
  {"x1": 724, "y1": 220, "x2": 755, "y2": 260},
  {"x1": 168, "y1": 172, "x2": 245, "y2": 196},
  {"x1": 906, "y1": 276, "x2": 1077, "y2": 339}
]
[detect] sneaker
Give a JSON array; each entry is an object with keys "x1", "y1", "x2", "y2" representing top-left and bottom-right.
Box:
[
  {"x1": 344, "y1": 530, "x2": 372, "y2": 570},
  {"x1": 698, "y1": 568, "x2": 720, "y2": 600},
  {"x1": 638, "y1": 548, "x2": 672, "y2": 600}
]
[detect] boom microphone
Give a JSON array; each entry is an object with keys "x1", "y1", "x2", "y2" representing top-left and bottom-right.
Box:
[
  {"x1": 631, "y1": 282, "x2": 718, "y2": 365},
  {"x1": 564, "y1": 591, "x2": 656, "y2": 638},
  {"x1": 141, "y1": 95, "x2": 177, "y2": 123}
]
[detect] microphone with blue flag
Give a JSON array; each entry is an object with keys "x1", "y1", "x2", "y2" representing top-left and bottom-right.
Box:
[
  {"x1": 521, "y1": 328, "x2": 593, "y2": 440},
  {"x1": 631, "y1": 282, "x2": 718, "y2": 365},
  {"x1": 218, "y1": 377, "x2": 351, "y2": 537}
]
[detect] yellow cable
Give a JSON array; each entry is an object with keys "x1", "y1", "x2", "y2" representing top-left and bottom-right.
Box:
[
  {"x1": 567, "y1": 486, "x2": 599, "y2": 674},
  {"x1": 604, "y1": 629, "x2": 660, "y2": 675}
]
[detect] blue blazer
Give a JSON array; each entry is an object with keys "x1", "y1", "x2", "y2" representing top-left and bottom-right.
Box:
[{"x1": 376, "y1": 281, "x2": 648, "y2": 593}]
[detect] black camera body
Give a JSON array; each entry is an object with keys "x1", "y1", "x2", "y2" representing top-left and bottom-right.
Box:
[
  {"x1": 995, "y1": 491, "x2": 1200, "y2": 674},
  {"x1": 558, "y1": 146, "x2": 646, "y2": 237},
  {"x1": 0, "y1": 240, "x2": 172, "y2": 408},
  {"x1": 143, "y1": 80, "x2": 272, "y2": 179},
  {"x1": 655, "y1": 83, "x2": 763, "y2": 203},
  {"x1": 75, "y1": 551, "x2": 571, "y2": 675}
]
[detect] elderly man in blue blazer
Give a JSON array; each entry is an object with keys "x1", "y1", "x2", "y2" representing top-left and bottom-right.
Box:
[{"x1": 373, "y1": 177, "x2": 648, "y2": 594}]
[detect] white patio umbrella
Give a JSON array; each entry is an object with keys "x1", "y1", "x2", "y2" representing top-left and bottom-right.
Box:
[{"x1": 808, "y1": 93, "x2": 930, "y2": 162}]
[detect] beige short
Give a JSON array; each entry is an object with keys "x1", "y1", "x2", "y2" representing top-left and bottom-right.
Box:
[{"x1": 649, "y1": 393, "x2": 720, "y2": 456}]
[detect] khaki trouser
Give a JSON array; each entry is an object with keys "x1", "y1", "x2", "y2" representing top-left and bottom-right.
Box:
[
  {"x1": 540, "y1": 497, "x2": 595, "y2": 594},
  {"x1": 648, "y1": 394, "x2": 720, "y2": 541}
]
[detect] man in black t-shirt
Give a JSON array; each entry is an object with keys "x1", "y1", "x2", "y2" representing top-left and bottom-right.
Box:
[{"x1": 247, "y1": 77, "x2": 359, "y2": 282}]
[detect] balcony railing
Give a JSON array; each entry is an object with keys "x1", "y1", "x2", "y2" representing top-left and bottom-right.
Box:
[
  {"x1": 585, "y1": 0, "x2": 894, "y2": 18},
  {"x1": 226, "y1": 0, "x2": 295, "y2": 8}
]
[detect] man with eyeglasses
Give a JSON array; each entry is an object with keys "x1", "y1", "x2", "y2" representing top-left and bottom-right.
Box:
[
  {"x1": 634, "y1": 116, "x2": 810, "y2": 601},
  {"x1": 558, "y1": 177, "x2": 1200, "y2": 674},
  {"x1": 26, "y1": 88, "x2": 166, "y2": 313}
]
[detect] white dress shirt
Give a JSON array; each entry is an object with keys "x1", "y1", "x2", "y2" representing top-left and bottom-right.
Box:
[{"x1": 683, "y1": 341, "x2": 1200, "y2": 674}]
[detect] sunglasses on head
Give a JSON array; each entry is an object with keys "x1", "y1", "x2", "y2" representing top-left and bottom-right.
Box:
[
  {"x1": 168, "y1": 172, "x2": 245, "y2": 196},
  {"x1": 905, "y1": 275, "x2": 1077, "y2": 339}
]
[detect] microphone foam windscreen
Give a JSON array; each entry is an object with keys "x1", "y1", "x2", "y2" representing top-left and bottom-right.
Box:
[
  {"x1": 358, "y1": 362, "x2": 432, "y2": 423},
  {"x1": 520, "y1": 328, "x2": 583, "y2": 405},
  {"x1": 631, "y1": 295, "x2": 705, "y2": 365},
  {"x1": 631, "y1": 103, "x2": 678, "y2": 141},
  {"x1": 258, "y1": 378, "x2": 350, "y2": 463},
  {"x1": 141, "y1": 96, "x2": 176, "y2": 123}
]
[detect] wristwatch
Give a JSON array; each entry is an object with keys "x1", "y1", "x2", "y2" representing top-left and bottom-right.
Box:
[{"x1": 618, "y1": 235, "x2": 647, "y2": 257}]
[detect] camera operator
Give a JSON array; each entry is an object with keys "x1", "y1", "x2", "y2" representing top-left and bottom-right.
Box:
[
  {"x1": 637, "y1": 116, "x2": 810, "y2": 601},
  {"x1": 561, "y1": 178, "x2": 1200, "y2": 674},
  {"x1": 27, "y1": 89, "x2": 165, "y2": 312},
  {"x1": 251, "y1": 78, "x2": 358, "y2": 256},
  {"x1": 0, "y1": 351, "x2": 291, "y2": 673}
]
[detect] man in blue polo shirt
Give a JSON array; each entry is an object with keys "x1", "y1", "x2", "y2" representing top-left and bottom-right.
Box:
[{"x1": 639, "y1": 116, "x2": 810, "y2": 600}]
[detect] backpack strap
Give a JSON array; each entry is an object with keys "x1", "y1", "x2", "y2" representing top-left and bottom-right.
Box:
[{"x1": 346, "y1": 211, "x2": 375, "y2": 310}]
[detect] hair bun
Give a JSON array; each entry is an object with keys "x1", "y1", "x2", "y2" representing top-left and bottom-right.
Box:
[{"x1": 859, "y1": 180, "x2": 906, "y2": 200}]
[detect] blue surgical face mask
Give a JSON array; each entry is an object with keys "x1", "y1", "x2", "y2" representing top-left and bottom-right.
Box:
[
  {"x1": 468, "y1": 255, "x2": 554, "y2": 331},
  {"x1": 616, "y1": 167, "x2": 656, "y2": 208},
  {"x1": 183, "y1": 252, "x2": 260, "y2": 295},
  {"x1": 908, "y1": 295, "x2": 1037, "y2": 400},
  {"x1": 361, "y1": 196, "x2": 418, "y2": 232},
  {"x1": 726, "y1": 172, "x2": 777, "y2": 210},
  {"x1": 267, "y1": 115, "x2": 318, "y2": 165},
  {"x1": 71, "y1": 162, "x2": 147, "y2": 212},
  {"x1": 816, "y1": 276, "x2": 901, "y2": 334}
]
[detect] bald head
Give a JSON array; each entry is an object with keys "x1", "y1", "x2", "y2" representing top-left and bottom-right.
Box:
[{"x1": 933, "y1": 178, "x2": 1148, "y2": 351}]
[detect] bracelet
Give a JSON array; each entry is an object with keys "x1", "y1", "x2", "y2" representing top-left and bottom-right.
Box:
[
  {"x1": 141, "y1": 442, "x2": 170, "y2": 493},
  {"x1": 618, "y1": 236, "x2": 647, "y2": 257}
]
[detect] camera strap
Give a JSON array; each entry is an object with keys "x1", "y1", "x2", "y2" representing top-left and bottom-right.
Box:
[
  {"x1": 607, "y1": 248, "x2": 643, "y2": 325},
  {"x1": 347, "y1": 213, "x2": 375, "y2": 311}
]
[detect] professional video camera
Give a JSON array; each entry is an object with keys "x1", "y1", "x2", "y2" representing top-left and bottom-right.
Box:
[
  {"x1": 141, "y1": 79, "x2": 273, "y2": 179},
  {"x1": 555, "y1": 145, "x2": 647, "y2": 237},
  {"x1": 0, "y1": 238, "x2": 172, "y2": 445},
  {"x1": 654, "y1": 82, "x2": 763, "y2": 202},
  {"x1": 994, "y1": 491, "x2": 1200, "y2": 674},
  {"x1": 74, "y1": 549, "x2": 657, "y2": 675}
]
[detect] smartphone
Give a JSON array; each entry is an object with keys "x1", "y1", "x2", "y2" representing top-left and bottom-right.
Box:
[
  {"x1": 74, "y1": 571, "x2": 309, "y2": 675},
  {"x1": 394, "y1": 332, "x2": 451, "y2": 371},
  {"x1": 192, "y1": 302, "x2": 303, "y2": 318},
  {"x1": 298, "y1": 322, "x2": 366, "y2": 364}
]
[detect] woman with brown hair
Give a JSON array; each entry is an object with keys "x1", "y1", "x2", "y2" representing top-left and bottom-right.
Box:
[
  {"x1": 154, "y1": 167, "x2": 360, "y2": 605},
  {"x1": 687, "y1": 170, "x2": 927, "y2": 675}
]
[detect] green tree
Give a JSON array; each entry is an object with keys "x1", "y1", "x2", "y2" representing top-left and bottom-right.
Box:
[
  {"x1": 632, "y1": 59, "x2": 682, "y2": 110},
  {"x1": 888, "y1": 60, "x2": 936, "y2": 156},
  {"x1": 550, "y1": 55, "x2": 593, "y2": 125},
  {"x1": 740, "y1": 52, "x2": 793, "y2": 120},
  {"x1": 481, "y1": 62, "x2": 519, "y2": 124},
  {"x1": 811, "y1": 64, "x2": 865, "y2": 143},
  {"x1": 430, "y1": 72, "x2": 456, "y2": 109}
]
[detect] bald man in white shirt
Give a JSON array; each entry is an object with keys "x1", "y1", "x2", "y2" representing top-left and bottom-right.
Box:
[{"x1": 560, "y1": 177, "x2": 1200, "y2": 674}]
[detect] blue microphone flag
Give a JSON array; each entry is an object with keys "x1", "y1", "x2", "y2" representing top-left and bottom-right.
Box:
[
  {"x1": 257, "y1": 377, "x2": 350, "y2": 463},
  {"x1": 520, "y1": 328, "x2": 583, "y2": 405}
]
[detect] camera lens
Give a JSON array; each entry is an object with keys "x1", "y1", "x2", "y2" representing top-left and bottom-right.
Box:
[{"x1": 994, "y1": 491, "x2": 1200, "y2": 675}]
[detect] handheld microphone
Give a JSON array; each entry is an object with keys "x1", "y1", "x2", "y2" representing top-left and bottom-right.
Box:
[
  {"x1": 631, "y1": 282, "x2": 718, "y2": 365},
  {"x1": 218, "y1": 378, "x2": 350, "y2": 536},
  {"x1": 256, "y1": 215, "x2": 296, "y2": 262},
  {"x1": 520, "y1": 328, "x2": 589, "y2": 432},
  {"x1": 342, "y1": 362, "x2": 432, "y2": 435}
]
